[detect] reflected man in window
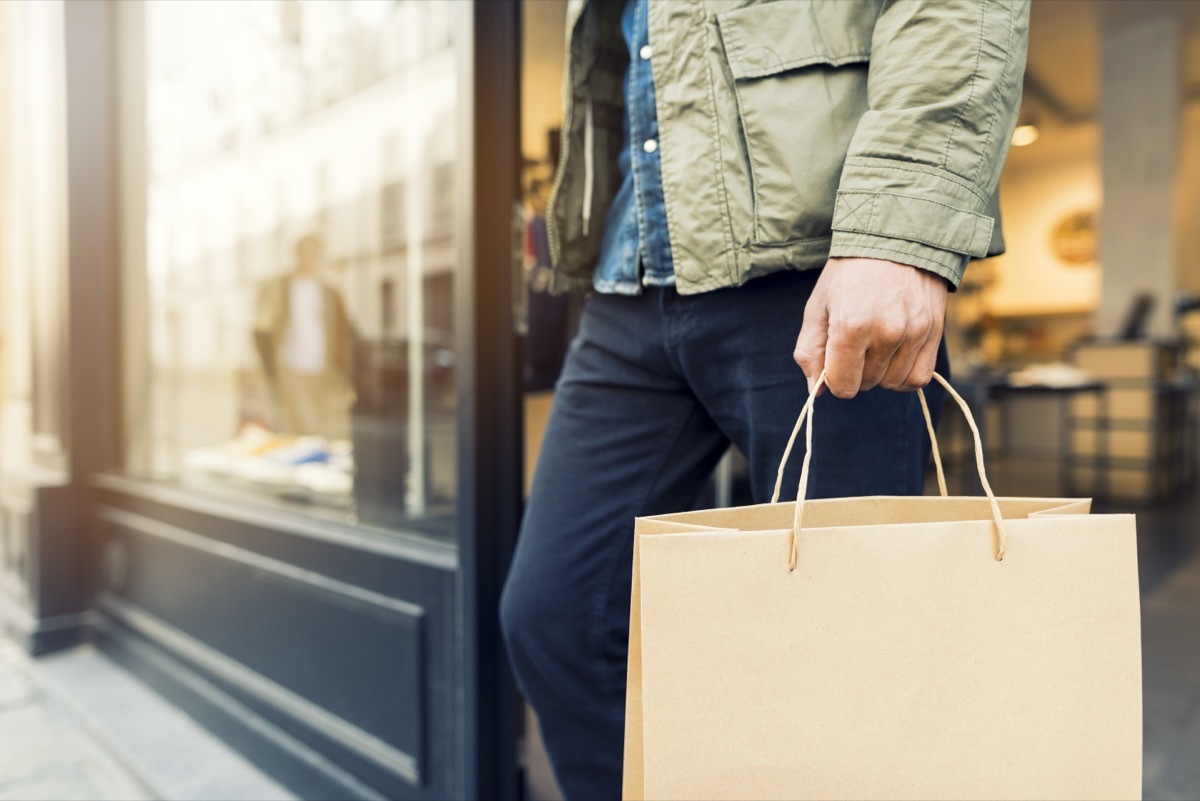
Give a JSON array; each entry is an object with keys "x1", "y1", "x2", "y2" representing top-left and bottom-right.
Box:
[{"x1": 253, "y1": 235, "x2": 353, "y2": 441}]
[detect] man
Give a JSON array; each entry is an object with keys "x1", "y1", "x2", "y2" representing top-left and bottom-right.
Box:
[
  {"x1": 501, "y1": 2, "x2": 1030, "y2": 798},
  {"x1": 253, "y1": 235, "x2": 354, "y2": 440}
]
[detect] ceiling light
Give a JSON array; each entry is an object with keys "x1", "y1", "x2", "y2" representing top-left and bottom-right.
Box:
[{"x1": 1012, "y1": 124, "x2": 1040, "y2": 147}]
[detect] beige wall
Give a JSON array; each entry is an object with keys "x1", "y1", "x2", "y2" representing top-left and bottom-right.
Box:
[
  {"x1": 987, "y1": 127, "x2": 1102, "y2": 317},
  {"x1": 1178, "y1": 104, "x2": 1200, "y2": 296},
  {"x1": 522, "y1": 0, "x2": 568, "y2": 166},
  {"x1": 986, "y1": 101, "x2": 1200, "y2": 320}
]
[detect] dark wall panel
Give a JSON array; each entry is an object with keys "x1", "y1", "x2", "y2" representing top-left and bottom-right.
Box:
[{"x1": 94, "y1": 482, "x2": 458, "y2": 800}]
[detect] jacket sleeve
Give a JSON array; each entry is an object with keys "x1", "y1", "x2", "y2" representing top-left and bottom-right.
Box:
[{"x1": 827, "y1": 0, "x2": 1030, "y2": 286}]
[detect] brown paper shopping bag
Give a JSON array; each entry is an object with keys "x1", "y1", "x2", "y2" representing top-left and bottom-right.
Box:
[{"x1": 624, "y1": 373, "x2": 1141, "y2": 801}]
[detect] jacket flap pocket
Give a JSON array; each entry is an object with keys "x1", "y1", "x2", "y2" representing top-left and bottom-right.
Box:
[{"x1": 717, "y1": 1, "x2": 876, "y2": 80}]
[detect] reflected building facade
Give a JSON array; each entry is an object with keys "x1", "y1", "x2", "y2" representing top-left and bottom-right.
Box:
[{"x1": 134, "y1": 0, "x2": 460, "y2": 534}]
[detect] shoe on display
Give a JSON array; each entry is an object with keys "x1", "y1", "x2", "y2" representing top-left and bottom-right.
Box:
[
  {"x1": 295, "y1": 463, "x2": 354, "y2": 496},
  {"x1": 263, "y1": 436, "x2": 330, "y2": 466}
]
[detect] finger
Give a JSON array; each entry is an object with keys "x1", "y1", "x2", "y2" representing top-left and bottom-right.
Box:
[
  {"x1": 880, "y1": 324, "x2": 929, "y2": 391},
  {"x1": 794, "y1": 300, "x2": 829, "y2": 397},
  {"x1": 903, "y1": 320, "x2": 944, "y2": 389},
  {"x1": 879, "y1": 337, "x2": 925, "y2": 391},
  {"x1": 856, "y1": 317, "x2": 906, "y2": 393},
  {"x1": 824, "y1": 320, "x2": 869, "y2": 399}
]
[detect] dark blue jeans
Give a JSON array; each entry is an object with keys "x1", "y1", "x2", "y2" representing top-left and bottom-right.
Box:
[{"x1": 500, "y1": 269, "x2": 948, "y2": 800}]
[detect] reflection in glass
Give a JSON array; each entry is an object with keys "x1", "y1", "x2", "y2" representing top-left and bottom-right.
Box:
[{"x1": 131, "y1": 0, "x2": 459, "y2": 536}]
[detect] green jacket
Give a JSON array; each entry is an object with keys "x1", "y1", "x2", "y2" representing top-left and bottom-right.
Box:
[{"x1": 547, "y1": 0, "x2": 1030, "y2": 294}]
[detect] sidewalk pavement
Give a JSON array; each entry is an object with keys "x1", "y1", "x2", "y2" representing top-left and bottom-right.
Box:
[
  {"x1": 0, "y1": 636, "x2": 293, "y2": 801},
  {"x1": 0, "y1": 637, "x2": 151, "y2": 801}
]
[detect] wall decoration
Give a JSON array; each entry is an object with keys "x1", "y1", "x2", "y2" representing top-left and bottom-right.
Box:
[{"x1": 1050, "y1": 209, "x2": 1099, "y2": 265}]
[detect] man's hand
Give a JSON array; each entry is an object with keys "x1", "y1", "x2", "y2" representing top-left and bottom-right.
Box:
[{"x1": 794, "y1": 257, "x2": 948, "y2": 399}]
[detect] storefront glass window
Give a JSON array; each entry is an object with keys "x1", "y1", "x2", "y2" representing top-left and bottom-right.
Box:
[
  {"x1": 128, "y1": 0, "x2": 460, "y2": 537},
  {"x1": 0, "y1": 1, "x2": 71, "y2": 478}
]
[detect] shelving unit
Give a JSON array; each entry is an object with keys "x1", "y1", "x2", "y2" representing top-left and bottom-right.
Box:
[
  {"x1": 1068, "y1": 342, "x2": 1198, "y2": 503},
  {"x1": 938, "y1": 373, "x2": 1108, "y2": 499}
]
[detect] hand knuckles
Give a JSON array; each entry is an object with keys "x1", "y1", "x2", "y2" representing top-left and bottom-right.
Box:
[
  {"x1": 830, "y1": 319, "x2": 870, "y2": 343},
  {"x1": 877, "y1": 324, "x2": 906, "y2": 348},
  {"x1": 909, "y1": 368, "x2": 935, "y2": 387},
  {"x1": 910, "y1": 310, "x2": 933, "y2": 331}
]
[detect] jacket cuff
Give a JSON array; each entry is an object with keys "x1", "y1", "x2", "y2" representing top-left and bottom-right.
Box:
[
  {"x1": 828, "y1": 231, "x2": 969, "y2": 288},
  {"x1": 830, "y1": 156, "x2": 994, "y2": 286}
]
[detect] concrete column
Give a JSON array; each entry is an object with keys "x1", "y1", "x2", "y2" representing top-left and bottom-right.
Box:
[{"x1": 1097, "y1": 11, "x2": 1184, "y2": 338}]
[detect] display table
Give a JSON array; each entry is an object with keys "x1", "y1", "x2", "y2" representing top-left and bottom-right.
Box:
[
  {"x1": 948, "y1": 366, "x2": 1198, "y2": 503},
  {"x1": 949, "y1": 374, "x2": 1109, "y2": 498}
]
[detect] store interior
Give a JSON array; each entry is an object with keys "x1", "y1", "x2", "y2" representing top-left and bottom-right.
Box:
[{"x1": 519, "y1": 2, "x2": 1200, "y2": 799}]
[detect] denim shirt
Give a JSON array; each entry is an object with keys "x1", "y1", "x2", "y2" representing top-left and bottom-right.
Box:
[{"x1": 593, "y1": 0, "x2": 675, "y2": 295}]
